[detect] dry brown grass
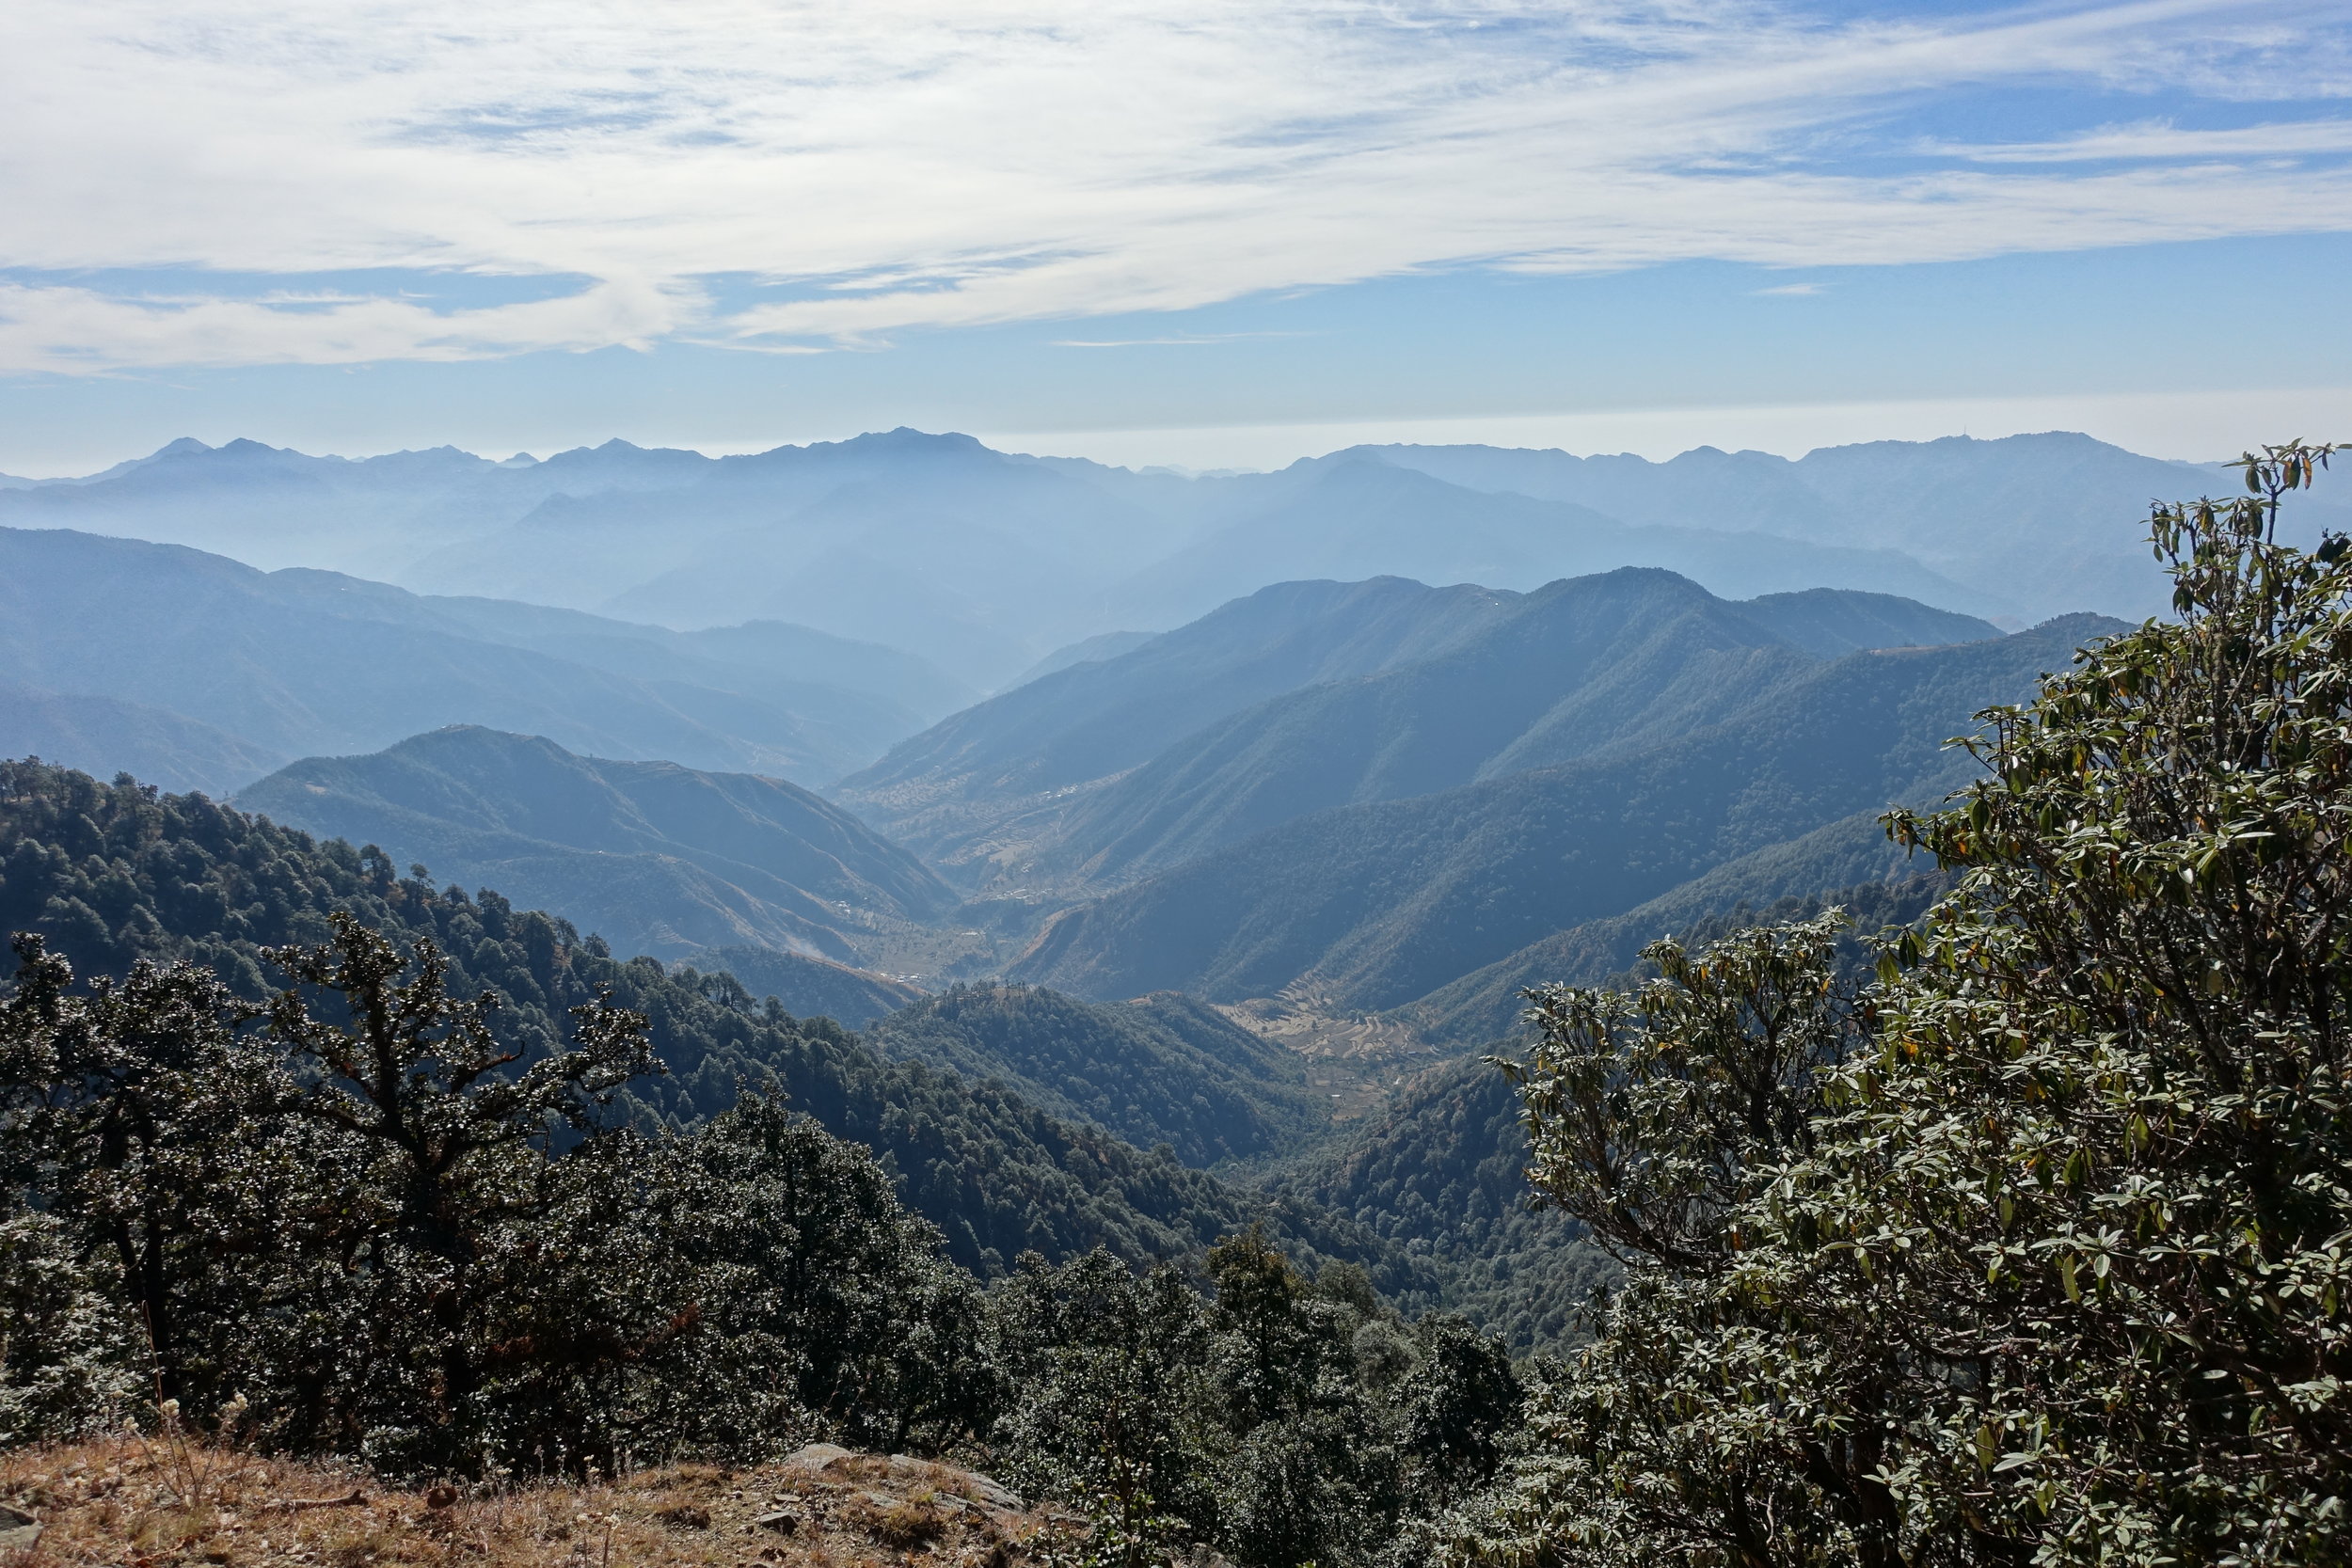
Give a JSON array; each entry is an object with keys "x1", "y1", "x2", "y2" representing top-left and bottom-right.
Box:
[{"x1": 0, "y1": 1436, "x2": 1057, "y2": 1568}]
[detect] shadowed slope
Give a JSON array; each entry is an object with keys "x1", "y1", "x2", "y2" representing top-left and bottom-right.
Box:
[
  {"x1": 1011, "y1": 616, "x2": 2117, "y2": 1011},
  {"x1": 867, "y1": 983, "x2": 1325, "y2": 1166},
  {"x1": 1041, "y1": 571, "x2": 1997, "y2": 884},
  {"x1": 237, "y1": 726, "x2": 953, "y2": 964},
  {"x1": 835, "y1": 577, "x2": 1521, "y2": 870}
]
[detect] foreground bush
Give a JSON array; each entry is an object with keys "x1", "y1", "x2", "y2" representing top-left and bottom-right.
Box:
[{"x1": 1468, "y1": 443, "x2": 2351, "y2": 1565}]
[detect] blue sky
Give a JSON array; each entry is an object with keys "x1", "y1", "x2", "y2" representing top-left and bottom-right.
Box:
[{"x1": 3, "y1": 0, "x2": 2348, "y2": 473}]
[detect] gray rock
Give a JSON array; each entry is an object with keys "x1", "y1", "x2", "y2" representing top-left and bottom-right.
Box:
[
  {"x1": 783, "y1": 1443, "x2": 854, "y2": 1473},
  {"x1": 884, "y1": 1453, "x2": 1021, "y2": 1511},
  {"x1": 752, "y1": 1510, "x2": 800, "y2": 1535},
  {"x1": 961, "y1": 1473, "x2": 1024, "y2": 1512},
  {"x1": 0, "y1": 1503, "x2": 42, "y2": 1553}
]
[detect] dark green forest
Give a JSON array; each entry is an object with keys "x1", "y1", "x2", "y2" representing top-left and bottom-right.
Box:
[
  {"x1": 0, "y1": 761, "x2": 1513, "y2": 1565},
  {"x1": 0, "y1": 766, "x2": 1406, "y2": 1281}
]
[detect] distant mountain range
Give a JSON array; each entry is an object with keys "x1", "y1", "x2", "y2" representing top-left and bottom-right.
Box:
[
  {"x1": 0, "y1": 426, "x2": 2283, "y2": 685},
  {"x1": 14, "y1": 424, "x2": 2335, "y2": 1366},
  {"x1": 235, "y1": 725, "x2": 954, "y2": 966},
  {"x1": 0, "y1": 520, "x2": 2122, "y2": 1037},
  {"x1": 839, "y1": 569, "x2": 2001, "y2": 890},
  {"x1": 0, "y1": 525, "x2": 977, "y2": 790},
  {"x1": 7, "y1": 420, "x2": 2300, "y2": 1053},
  {"x1": 1009, "y1": 611, "x2": 2122, "y2": 1015},
  {"x1": 1349, "y1": 435, "x2": 2348, "y2": 631}
]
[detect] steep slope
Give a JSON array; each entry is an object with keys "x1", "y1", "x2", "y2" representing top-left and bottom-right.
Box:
[
  {"x1": 1266, "y1": 857, "x2": 1979, "y2": 1350},
  {"x1": 1041, "y1": 572, "x2": 1997, "y2": 883},
  {"x1": 1000, "y1": 630, "x2": 1159, "y2": 690},
  {"x1": 1727, "y1": 587, "x2": 2001, "y2": 657},
  {"x1": 1392, "y1": 821, "x2": 1948, "y2": 1047},
  {"x1": 834, "y1": 577, "x2": 1521, "y2": 872},
  {"x1": 0, "y1": 680, "x2": 288, "y2": 797},
  {"x1": 0, "y1": 526, "x2": 934, "y2": 784},
  {"x1": 1105, "y1": 460, "x2": 1997, "y2": 632},
  {"x1": 1011, "y1": 616, "x2": 2117, "y2": 1011},
  {"x1": 686, "y1": 944, "x2": 924, "y2": 1029},
  {"x1": 1263, "y1": 1055, "x2": 1614, "y2": 1353},
  {"x1": 0, "y1": 759, "x2": 1421, "y2": 1289},
  {"x1": 235, "y1": 726, "x2": 955, "y2": 964},
  {"x1": 1268, "y1": 855, "x2": 1952, "y2": 1354},
  {"x1": 866, "y1": 984, "x2": 1325, "y2": 1167}
]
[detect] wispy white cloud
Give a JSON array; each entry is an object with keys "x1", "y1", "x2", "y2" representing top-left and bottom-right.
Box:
[
  {"x1": 1932, "y1": 117, "x2": 2352, "y2": 162},
  {"x1": 1, "y1": 0, "x2": 2347, "y2": 372},
  {"x1": 0, "y1": 280, "x2": 683, "y2": 372},
  {"x1": 1754, "y1": 282, "x2": 1822, "y2": 295}
]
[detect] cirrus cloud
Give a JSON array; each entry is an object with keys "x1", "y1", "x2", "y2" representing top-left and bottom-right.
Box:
[{"x1": 1, "y1": 0, "x2": 2347, "y2": 372}]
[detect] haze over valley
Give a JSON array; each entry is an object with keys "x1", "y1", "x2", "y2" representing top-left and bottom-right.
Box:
[{"x1": 0, "y1": 420, "x2": 2217, "y2": 1097}]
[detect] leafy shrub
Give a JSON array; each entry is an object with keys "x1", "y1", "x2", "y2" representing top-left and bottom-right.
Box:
[{"x1": 1463, "y1": 443, "x2": 2352, "y2": 1565}]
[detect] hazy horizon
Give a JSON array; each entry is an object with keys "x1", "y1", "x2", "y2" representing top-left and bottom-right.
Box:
[
  {"x1": 6, "y1": 2, "x2": 2349, "y2": 477},
  {"x1": 0, "y1": 408, "x2": 2280, "y2": 485}
]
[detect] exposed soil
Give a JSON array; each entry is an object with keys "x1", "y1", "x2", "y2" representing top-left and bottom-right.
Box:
[
  {"x1": 1215, "y1": 988, "x2": 1459, "y2": 1123},
  {"x1": 0, "y1": 1438, "x2": 1075, "y2": 1568}
]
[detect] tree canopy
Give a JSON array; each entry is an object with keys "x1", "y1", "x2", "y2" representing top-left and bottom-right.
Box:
[{"x1": 1464, "y1": 442, "x2": 2352, "y2": 1567}]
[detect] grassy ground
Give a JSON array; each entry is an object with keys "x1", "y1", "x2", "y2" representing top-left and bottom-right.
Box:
[{"x1": 0, "y1": 1437, "x2": 1071, "y2": 1568}]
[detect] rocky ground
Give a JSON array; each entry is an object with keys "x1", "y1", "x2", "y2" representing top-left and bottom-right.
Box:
[{"x1": 0, "y1": 1437, "x2": 1076, "y2": 1568}]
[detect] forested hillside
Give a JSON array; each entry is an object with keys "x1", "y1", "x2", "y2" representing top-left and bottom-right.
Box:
[
  {"x1": 868, "y1": 984, "x2": 1324, "y2": 1166},
  {"x1": 837, "y1": 576, "x2": 1522, "y2": 865},
  {"x1": 1268, "y1": 1055, "x2": 1613, "y2": 1355},
  {"x1": 1443, "y1": 441, "x2": 2352, "y2": 1566},
  {"x1": 8, "y1": 434, "x2": 2349, "y2": 1568},
  {"x1": 0, "y1": 759, "x2": 1403, "y2": 1286},
  {"x1": 1038, "y1": 570, "x2": 1996, "y2": 884},
  {"x1": 1397, "y1": 826, "x2": 1950, "y2": 1044},
  {"x1": 687, "y1": 941, "x2": 923, "y2": 1027},
  {"x1": 0, "y1": 676, "x2": 286, "y2": 797},
  {"x1": 0, "y1": 775, "x2": 1519, "y2": 1565},
  {"x1": 841, "y1": 567, "x2": 1994, "y2": 893},
  {"x1": 1013, "y1": 614, "x2": 2114, "y2": 1009},
  {"x1": 236, "y1": 725, "x2": 953, "y2": 964}
]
